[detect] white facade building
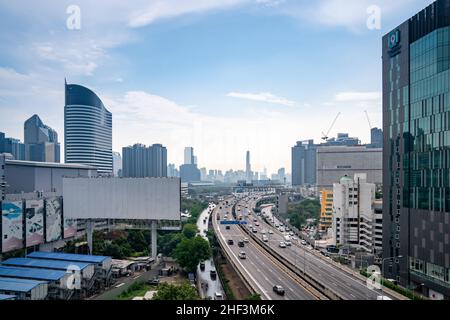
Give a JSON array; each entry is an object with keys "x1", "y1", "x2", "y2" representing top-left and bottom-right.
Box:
[{"x1": 332, "y1": 173, "x2": 382, "y2": 254}]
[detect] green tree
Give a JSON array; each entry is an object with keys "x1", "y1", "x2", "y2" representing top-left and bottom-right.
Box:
[
  {"x1": 287, "y1": 199, "x2": 320, "y2": 229},
  {"x1": 152, "y1": 282, "x2": 199, "y2": 300},
  {"x1": 127, "y1": 230, "x2": 148, "y2": 253},
  {"x1": 182, "y1": 224, "x2": 198, "y2": 239},
  {"x1": 158, "y1": 232, "x2": 185, "y2": 257},
  {"x1": 103, "y1": 243, "x2": 124, "y2": 259},
  {"x1": 173, "y1": 236, "x2": 211, "y2": 273}
]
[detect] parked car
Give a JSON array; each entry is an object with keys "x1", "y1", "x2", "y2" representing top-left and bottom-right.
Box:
[
  {"x1": 148, "y1": 277, "x2": 160, "y2": 285},
  {"x1": 215, "y1": 292, "x2": 224, "y2": 300},
  {"x1": 200, "y1": 262, "x2": 205, "y2": 271},
  {"x1": 273, "y1": 285, "x2": 285, "y2": 296}
]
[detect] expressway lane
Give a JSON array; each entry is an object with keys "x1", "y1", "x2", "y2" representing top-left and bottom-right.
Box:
[
  {"x1": 212, "y1": 199, "x2": 320, "y2": 300},
  {"x1": 238, "y1": 196, "x2": 397, "y2": 300}
]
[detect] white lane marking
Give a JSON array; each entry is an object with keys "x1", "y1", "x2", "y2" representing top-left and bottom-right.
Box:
[
  {"x1": 257, "y1": 206, "x2": 383, "y2": 299},
  {"x1": 115, "y1": 283, "x2": 125, "y2": 288},
  {"x1": 215, "y1": 214, "x2": 272, "y2": 300}
]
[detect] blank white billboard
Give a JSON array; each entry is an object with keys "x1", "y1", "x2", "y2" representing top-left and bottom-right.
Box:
[{"x1": 63, "y1": 178, "x2": 181, "y2": 221}]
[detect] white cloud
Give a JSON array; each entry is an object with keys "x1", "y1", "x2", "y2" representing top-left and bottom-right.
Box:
[
  {"x1": 128, "y1": 0, "x2": 247, "y2": 27},
  {"x1": 335, "y1": 91, "x2": 381, "y2": 102},
  {"x1": 255, "y1": 0, "x2": 283, "y2": 7},
  {"x1": 227, "y1": 91, "x2": 296, "y2": 107},
  {"x1": 280, "y1": 0, "x2": 431, "y2": 32}
]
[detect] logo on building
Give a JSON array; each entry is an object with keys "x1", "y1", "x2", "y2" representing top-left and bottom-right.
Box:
[{"x1": 388, "y1": 29, "x2": 401, "y2": 57}]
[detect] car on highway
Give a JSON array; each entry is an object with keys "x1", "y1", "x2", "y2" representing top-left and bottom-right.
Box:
[
  {"x1": 268, "y1": 230, "x2": 274, "y2": 234},
  {"x1": 262, "y1": 235, "x2": 269, "y2": 242},
  {"x1": 285, "y1": 240, "x2": 292, "y2": 246},
  {"x1": 261, "y1": 229, "x2": 266, "y2": 235},
  {"x1": 273, "y1": 285, "x2": 285, "y2": 296},
  {"x1": 243, "y1": 238, "x2": 249, "y2": 243},
  {"x1": 255, "y1": 222, "x2": 260, "y2": 227},
  {"x1": 225, "y1": 226, "x2": 231, "y2": 230},
  {"x1": 227, "y1": 239, "x2": 234, "y2": 245},
  {"x1": 252, "y1": 228, "x2": 258, "y2": 233},
  {"x1": 210, "y1": 270, "x2": 217, "y2": 280},
  {"x1": 238, "y1": 240, "x2": 245, "y2": 247},
  {"x1": 301, "y1": 240, "x2": 307, "y2": 245},
  {"x1": 279, "y1": 241, "x2": 287, "y2": 248},
  {"x1": 214, "y1": 292, "x2": 224, "y2": 300},
  {"x1": 253, "y1": 218, "x2": 258, "y2": 222},
  {"x1": 248, "y1": 224, "x2": 253, "y2": 229},
  {"x1": 200, "y1": 262, "x2": 205, "y2": 271},
  {"x1": 238, "y1": 252, "x2": 247, "y2": 259}
]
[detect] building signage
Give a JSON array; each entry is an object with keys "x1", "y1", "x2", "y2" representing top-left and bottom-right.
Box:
[{"x1": 388, "y1": 29, "x2": 401, "y2": 57}]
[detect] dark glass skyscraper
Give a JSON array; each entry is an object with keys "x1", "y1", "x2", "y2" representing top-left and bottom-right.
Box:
[
  {"x1": 0, "y1": 132, "x2": 25, "y2": 160},
  {"x1": 24, "y1": 114, "x2": 60, "y2": 163},
  {"x1": 64, "y1": 82, "x2": 113, "y2": 175},
  {"x1": 291, "y1": 140, "x2": 316, "y2": 186},
  {"x1": 382, "y1": 0, "x2": 450, "y2": 299}
]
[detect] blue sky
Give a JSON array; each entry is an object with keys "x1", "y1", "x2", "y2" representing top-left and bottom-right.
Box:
[{"x1": 0, "y1": 0, "x2": 434, "y2": 173}]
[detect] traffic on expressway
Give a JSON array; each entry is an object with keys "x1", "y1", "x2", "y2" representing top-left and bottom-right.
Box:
[
  {"x1": 212, "y1": 198, "x2": 324, "y2": 300},
  {"x1": 212, "y1": 193, "x2": 400, "y2": 301}
]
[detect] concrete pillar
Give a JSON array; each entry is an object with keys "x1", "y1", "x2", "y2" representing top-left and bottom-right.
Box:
[
  {"x1": 151, "y1": 220, "x2": 157, "y2": 258},
  {"x1": 86, "y1": 220, "x2": 94, "y2": 255}
]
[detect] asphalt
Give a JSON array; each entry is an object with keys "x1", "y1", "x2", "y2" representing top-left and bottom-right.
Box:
[
  {"x1": 212, "y1": 198, "x2": 318, "y2": 300},
  {"x1": 239, "y1": 197, "x2": 397, "y2": 300}
]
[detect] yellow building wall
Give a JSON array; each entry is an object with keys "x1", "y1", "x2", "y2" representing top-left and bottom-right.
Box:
[{"x1": 319, "y1": 190, "x2": 333, "y2": 231}]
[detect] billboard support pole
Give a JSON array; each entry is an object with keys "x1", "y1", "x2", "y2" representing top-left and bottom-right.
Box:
[
  {"x1": 151, "y1": 220, "x2": 157, "y2": 258},
  {"x1": 86, "y1": 219, "x2": 94, "y2": 255}
]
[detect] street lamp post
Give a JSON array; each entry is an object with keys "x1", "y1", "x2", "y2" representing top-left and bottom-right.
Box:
[{"x1": 380, "y1": 255, "x2": 403, "y2": 299}]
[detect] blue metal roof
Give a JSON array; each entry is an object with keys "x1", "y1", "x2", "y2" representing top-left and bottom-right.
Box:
[
  {"x1": 0, "y1": 294, "x2": 16, "y2": 300},
  {"x1": 0, "y1": 266, "x2": 66, "y2": 281},
  {"x1": 3, "y1": 258, "x2": 92, "y2": 271},
  {"x1": 28, "y1": 251, "x2": 110, "y2": 264},
  {"x1": 0, "y1": 277, "x2": 46, "y2": 293}
]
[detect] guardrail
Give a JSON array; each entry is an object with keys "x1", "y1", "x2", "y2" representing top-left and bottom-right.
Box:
[
  {"x1": 239, "y1": 223, "x2": 342, "y2": 300},
  {"x1": 212, "y1": 207, "x2": 258, "y2": 297}
]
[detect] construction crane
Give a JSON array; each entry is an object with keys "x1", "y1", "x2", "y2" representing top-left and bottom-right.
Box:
[
  {"x1": 364, "y1": 110, "x2": 373, "y2": 130},
  {"x1": 322, "y1": 112, "x2": 341, "y2": 141}
]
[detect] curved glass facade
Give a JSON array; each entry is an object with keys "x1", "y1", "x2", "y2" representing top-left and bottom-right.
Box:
[{"x1": 64, "y1": 83, "x2": 112, "y2": 174}]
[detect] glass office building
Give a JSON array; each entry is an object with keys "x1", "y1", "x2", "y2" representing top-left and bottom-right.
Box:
[
  {"x1": 64, "y1": 82, "x2": 113, "y2": 175},
  {"x1": 382, "y1": 0, "x2": 450, "y2": 299}
]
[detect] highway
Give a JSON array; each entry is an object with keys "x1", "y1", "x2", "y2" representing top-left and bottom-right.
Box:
[
  {"x1": 196, "y1": 203, "x2": 224, "y2": 299},
  {"x1": 212, "y1": 198, "x2": 323, "y2": 300},
  {"x1": 236, "y1": 194, "x2": 398, "y2": 300}
]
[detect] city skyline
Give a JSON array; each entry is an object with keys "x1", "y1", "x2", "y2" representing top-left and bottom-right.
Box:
[{"x1": 0, "y1": 0, "x2": 435, "y2": 173}]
